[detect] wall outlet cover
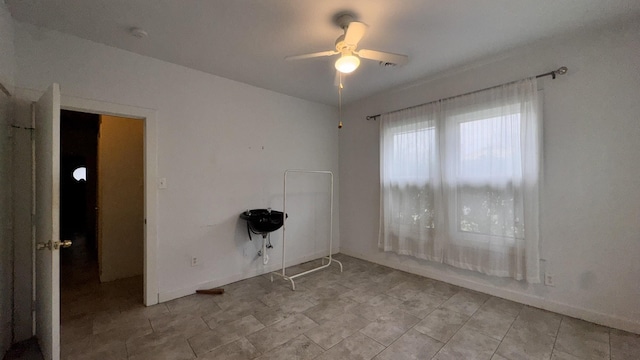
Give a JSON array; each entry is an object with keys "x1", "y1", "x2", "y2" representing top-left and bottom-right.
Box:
[{"x1": 544, "y1": 273, "x2": 555, "y2": 286}]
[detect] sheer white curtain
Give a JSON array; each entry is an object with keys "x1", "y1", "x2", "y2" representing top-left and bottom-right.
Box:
[
  {"x1": 379, "y1": 102, "x2": 443, "y2": 262},
  {"x1": 379, "y1": 78, "x2": 541, "y2": 282}
]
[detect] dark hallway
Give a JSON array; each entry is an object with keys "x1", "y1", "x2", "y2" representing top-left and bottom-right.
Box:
[{"x1": 59, "y1": 110, "x2": 100, "y2": 288}]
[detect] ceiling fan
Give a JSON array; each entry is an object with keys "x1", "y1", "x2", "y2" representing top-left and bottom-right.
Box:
[{"x1": 285, "y1": 13, "x2": 409, "y2": 75}]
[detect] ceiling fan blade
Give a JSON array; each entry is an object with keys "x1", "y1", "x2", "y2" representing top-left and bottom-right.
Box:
[
  {"x1": 357, "y1": 49, "x2": 409, "y2": 66},
  {"x1": 285, "y1": 50, "x2": 338, "y2": 61},
  {"x1": 344, "y1": 21, "x2": 367, "y2": 46}
]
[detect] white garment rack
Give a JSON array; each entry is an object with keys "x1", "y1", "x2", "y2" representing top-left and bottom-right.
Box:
[{"x1": 271, "y1": 169, "x2": 342, "y2": 290}]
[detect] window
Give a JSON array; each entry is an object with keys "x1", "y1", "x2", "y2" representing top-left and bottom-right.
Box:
[
  {"x1": 380, "y1": 78, "x2": 541, "y2": 282},
  {"x1": 72, "y1": 166, "x2": 87, "y2": 182},
  {"x1": 454, "y1": 112, "x2": 523, "y2": 240},
  {"x1": 389, "y1": 126, "x2": 436, "y2": 229}
]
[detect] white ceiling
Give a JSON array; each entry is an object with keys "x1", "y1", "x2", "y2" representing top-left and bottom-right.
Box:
[{"x1": 7, "y1": 0, "x2": 640, "y2": 105}]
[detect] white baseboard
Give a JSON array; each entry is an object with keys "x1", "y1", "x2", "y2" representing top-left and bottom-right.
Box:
[
  {"x1": 158, "y1": 250, "x2": 338, "y2": 303},
  {"x1": 340, "y1": 248, "x2": 640, "y2": 335}
]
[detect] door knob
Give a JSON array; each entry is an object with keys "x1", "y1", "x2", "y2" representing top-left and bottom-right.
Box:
[
  {"x1": 54, "y1": 240, "x2": 73, "y2": 249},
  {"x1": 36, "y1": 240, "x2": 72, "y2": 250}
]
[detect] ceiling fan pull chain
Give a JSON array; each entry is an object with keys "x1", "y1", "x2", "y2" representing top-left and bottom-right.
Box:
[{"x1": 338, "y1": 75, "x2": 343, "y2": 129}]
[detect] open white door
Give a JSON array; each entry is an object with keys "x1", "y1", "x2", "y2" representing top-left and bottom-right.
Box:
[{"x1": 35, "y1": 84, "x2": 63, "y2": 360}]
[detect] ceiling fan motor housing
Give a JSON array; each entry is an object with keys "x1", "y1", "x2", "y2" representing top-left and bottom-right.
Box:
[{"x1": 335, "y1": 35, "x2": 355, "y2": 54}]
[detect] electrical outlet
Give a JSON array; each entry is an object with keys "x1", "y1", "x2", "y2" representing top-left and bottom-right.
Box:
[
  {"x1": 544, "y1": 272, "x2": 555, "y2": 286},
  {"x1": 191, "y1": 256, "x2": 199, "y2": 267}
]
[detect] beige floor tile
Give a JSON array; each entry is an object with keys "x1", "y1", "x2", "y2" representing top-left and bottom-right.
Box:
[
  {"x1": 303, "y1": 298, "x2": 358, "y2": 324},
  {"x1": 315, "y1": 332, "x2": 385, "y2": 360},
  {"x1": 305, "y1": 283, "x2": 353, "y2": 302},
  {"x1": 496, "y1": 325, "x2": 556, "y2": 360},
  {"x1": 373, "y1": 329, "x2": 443, "y2": 360},
  {"x1": 413, "y1": 307, "x2": 470, "y2": 342},
  {"x1": 367, "y1": 294, "x2": 404, "y2": 308},
  {"x1": 92, "y1": 311, "x2": 154, "y2": 340},
  {"x1": 340, "y1": 283, "x2": 384, "y2": 304},
  {"x1": 58, "y1": 254, "x2": 629, "y2": 360},
  {"x1": 305, "y1": 313, "x2": 371, "y2": 350},
  {"x1": 339, "y1": 271, "x2": 380, "y2": 290},
  {"x1": 188, "y1": 328, "x2": 241, "y2": 357},
  {"x1": 188, "y1": 315, "x2": 264, "y2": 356},
  {"x1": 60, "y1": 317, "x2": 94, "y2": 345},
  {"x1": 421, "y1": 280, "x2": 461, "y2": 299},
  {"x1": 551, "y1": 349, "x2": 584, "y2": 360},
  {"x1": 481, "y1": 296, "x2": 524, "y2": 317},
  {"x1": 126, "y1": 331, "x2": 188, "y2": 357},
  {"x1": 251, "y1": 306, "x2": 289, "y2": 327},
  {"x1": 347, "y1": 294, "x2": 403, "y2": 322},
  {"x1": 491, "y1": 354, "x2": 510, "y2": 360},
  {"x1": 255, "y1": 335, "x2": 324, "y2": 360},
  {"x1": 246, "y1": 313, "x2": 318, "y2": 353},
  {"x1": 440, "y1": 289, "x2": 489, "y2": 316},
  {"x1": 276, "y1": 296, "x2": 316, "y2": 314},
  {"x1": 120, "y1": 302, "x2": 171, "y2": 320},
  {"x1": 513, "y1": 306, "x2": 562, "y2": 337},
  {"x1": 434, "y1": 328, "x2": 500, "y2": 360},
  {"x1": 258, "y1": 286, "x2": 313, "y2": 308},
  {"x1": 463, "y1": 307, "x2": 517, "y2": 340},
  {"x1": 62, "y1": 333, "x2": 127, "y2": 360},
  {"x1": 150, "y1": 313, "x2": 209, "y2": 339},
  {"x1": 196, "y1": 337, "x2": 261, "y2": 360},
  {"x1": 165, "y1": 294, "x2": 222, "y2": 317},
  {"x1": 127, "y1": 334, "x2": 195, "y2": 360},
  {"x1": 64, "y1": 349, "x2": 128, "y2": 360},
  {"x1": 299, "y1": 266, "x2": 343, "y2": 281},
  {"x1": 398, "y1": 292, "x2": 447, "y2": 319},
  {"x1": 373, "y1": 271, "x2": 416, "y2": 289},
  {"x1": 203, "y1": 299, "x2": 267, "y2": 327},
  {"x1": 359, "y1": 309, "x2": 420, "y2": 346},
  {"x1": 610, "y1": 328, "x2": 640, "y2": 360},
  {"x1": 554, "y1": 317, "x2": 610, "y2": 359},
  {"x1": 384, "y1": 281, "x2": 425, "y2": 302}
]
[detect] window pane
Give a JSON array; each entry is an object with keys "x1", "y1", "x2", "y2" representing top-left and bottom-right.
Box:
[
  {"x1": 458, "y1": 185, "x2": 523, "y2": 238},
  {"x1": 390, "y1": 127, "x2": 436, "y2": 183},
  {"x1": 386, "y1": 125, "x2": 437, "y2": 229},
  {"x1": 457, "y1": 113, "x2": 523, "y2": 238},
  {"x1": 458, "y1": 114, "x2": 521, "y2": 183},
  {"x1": 389, "y1": 184, "x2": 435, "y2": 229}
]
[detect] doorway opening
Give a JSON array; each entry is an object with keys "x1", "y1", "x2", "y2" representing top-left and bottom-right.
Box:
[{"x1": 59, "y1": 110, "x2": 145, "y2": 319}]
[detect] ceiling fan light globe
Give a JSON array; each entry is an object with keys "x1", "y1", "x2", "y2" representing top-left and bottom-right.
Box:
[{"x1": 335, "y1": 55, "x2": 360, "y2": 73}]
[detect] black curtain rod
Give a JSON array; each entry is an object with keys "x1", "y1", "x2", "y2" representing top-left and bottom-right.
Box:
[{"x1": 365, "y1": 66, "x2": 567, "y2": 121}]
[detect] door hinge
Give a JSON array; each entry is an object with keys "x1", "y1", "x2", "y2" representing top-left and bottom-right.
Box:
[
  {"x1": 36, "y1": 241, "x2": 52, "y2": 250},
  {"x1": 37, "y1": 240, "x2": 73, "y2": 250}
]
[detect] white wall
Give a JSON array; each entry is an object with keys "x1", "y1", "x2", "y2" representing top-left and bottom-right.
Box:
[
  {"x1": 98, "y1": 115, "x2": 144, "y2": 282},
  {"x1": 11, "y1": 21, "x2": 339, "y2": 336},
  {"x1": 11, "y1": 98, "x2": 33, "y2": 343},
  {"x1": 340, "y1": 19, "x2": 640, "y2": 333},
  {"x1": 0, "y1": 2, "x2": 15, "y2": 355}
]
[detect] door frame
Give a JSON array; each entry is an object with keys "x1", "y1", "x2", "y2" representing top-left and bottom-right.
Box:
[{"x1": 62, "y1": 95, "x2": 158, "y2": 306}]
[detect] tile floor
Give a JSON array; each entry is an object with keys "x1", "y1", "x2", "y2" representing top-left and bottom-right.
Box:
[{"x1": 58, "y1": 254, "x2": 639, "y2": 360}]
